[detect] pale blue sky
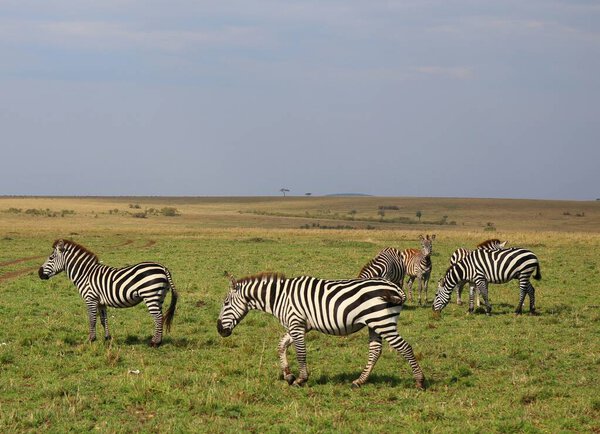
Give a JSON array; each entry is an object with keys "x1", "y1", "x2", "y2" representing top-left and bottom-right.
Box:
[{"x1": 1, "y1": 1, "x2": 599, "y2": 199}]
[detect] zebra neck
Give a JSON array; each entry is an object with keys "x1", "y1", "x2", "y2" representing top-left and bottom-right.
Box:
[
  {"x1": 245, "y1": 278, "x2": 288, "y2": 317},
  {"x1": 64, "y1": 252, "x2": 102, "y2": 288}
]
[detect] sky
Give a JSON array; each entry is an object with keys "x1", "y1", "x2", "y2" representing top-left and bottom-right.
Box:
[{"x1": 1, "y1": 1, "x2": 599, "y2": 200}]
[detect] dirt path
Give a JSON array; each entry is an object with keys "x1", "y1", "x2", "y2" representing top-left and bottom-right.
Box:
[{"x1": 0, "y1": 255, "x2": 45, "y2": 267}]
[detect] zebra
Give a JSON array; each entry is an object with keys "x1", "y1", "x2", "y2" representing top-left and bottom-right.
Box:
[
  {"x1": 401, "y1": 234, "x2": 435, "y2": 305},
  {"x1": 38, "y1": 239, "x2": 178, "y2": 347},
  {"x1": 450, "y1": 239, "x2": 508, "y2": 306},
  {"x1": 358, "y1": 247, "x2": 405, "y2": 288},
  {"x1": 217, "y1": 272, "x2": 425, "y2": 389},
  {"x1": 432, "y1": 247, "x2": 541, "y2": 316}
]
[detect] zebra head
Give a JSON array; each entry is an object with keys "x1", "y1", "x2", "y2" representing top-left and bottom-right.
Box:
[
  {"x1": 432, "y1": 267, "x2": 454, "y2": 314},
  {"x1": 419, "y1": 234, "x2": 436, "y2": 256},
  {"x1": 217, "y1": 273, "x2": 249, "y2": 337},
  {"x1": 38, "y1": 239, "x2": 68, "y2": 280}
]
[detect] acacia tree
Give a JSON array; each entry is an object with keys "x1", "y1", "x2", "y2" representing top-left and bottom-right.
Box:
[
  {"x1": 416, "y1": 210, "x2": 422, "y2": 222},
  {"x1": 280, "y1": 188, "x2": 290, "y2": 197}
]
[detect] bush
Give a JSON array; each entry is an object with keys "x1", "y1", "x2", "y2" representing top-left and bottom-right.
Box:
[
  {"x1": 131, "y1": 212, "x2": 147, "y2": 219},
  {"x1": 160, "y1": 207, "x2": 180, "y2": 217}
]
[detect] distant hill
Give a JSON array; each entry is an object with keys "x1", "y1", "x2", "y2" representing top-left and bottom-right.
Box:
[{"x1": 324, "y1": 193, "x2": 373, "y2": 197}]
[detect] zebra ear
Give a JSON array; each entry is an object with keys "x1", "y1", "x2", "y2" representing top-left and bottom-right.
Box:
[
  {"x1": 431, "y1": 234, "x2": 436, "y2": 241},
  {"x1": 500, "y1": 241, "x2": 507, "y2": 248},
  {"x1": 224, "y1": 271, "x2": 237, "y2": 289},
  {"x1": 56, "y1": 239, "x2": 65, "y2": 252},
  {"x1": 419, "y1": 234, "x2": 424, "y2": 241}
]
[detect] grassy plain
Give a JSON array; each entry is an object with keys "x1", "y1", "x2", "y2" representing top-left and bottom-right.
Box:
[{"x1": 0, "y1": 196, "x2": 599, "y2": 433}]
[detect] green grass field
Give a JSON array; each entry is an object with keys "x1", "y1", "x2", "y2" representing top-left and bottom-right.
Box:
[{"x1": 1, "y1": 196, "x2": 599, "y2": 433}]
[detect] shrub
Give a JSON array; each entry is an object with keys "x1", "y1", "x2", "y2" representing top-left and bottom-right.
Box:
[
  {"x1": 160, "y1": 207, "x2": 180, "y2": 217},
  {"x1": 132, "y1": 212, "x2": 147, "y2": 219}
]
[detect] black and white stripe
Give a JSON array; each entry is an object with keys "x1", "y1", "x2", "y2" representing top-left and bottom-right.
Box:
[
  {"x1": 38, "y1": 239, "x2": 178, "y2": 346},
  {"x1": 358, "y1": 247, "x2": 405, "y2": 288},
  {"x1": 401, "y1": 234, "x2": 435, "y2": 305},
  {"x1": 450, "y1": 239, "x2": 508, "y2": 305},
  {"x1": 433, "y1": 247, "x2": 541, "y2": 315},
  {"x1": 217, "y1": 273, "x2": 425, "y2": 389}
]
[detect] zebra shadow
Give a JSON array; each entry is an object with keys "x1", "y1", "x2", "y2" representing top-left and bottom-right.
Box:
[
  {"x1": 314, "y1": 372, "x2": 434, "y2": 388},
  {"x1": 122, "y1": 335, "x2": 194, "y2": 348}
]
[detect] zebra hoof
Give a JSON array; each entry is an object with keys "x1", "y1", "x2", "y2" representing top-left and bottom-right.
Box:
[
  {"x1": 457, "y1": 300, "x2": 463, "y2": 306},
  {"x1": 291, "y1": 379, "x2": 306, "y2": 387},
  {"x1": 529, "y1": 310, "x2": 539, "y2": 316},
  {"x1": 416, "y1": 379, "x2": 426, "y2": 390},
  {"x1": 515, "y1": 310, "x2": 522, "y2": 315},
  {"x1": 149, "y1": 340, "x2": 162, "y2": 348},
  {"x1": 105, "y1": 335, "x2": 112, "y2": 341},
  {"x1": 284, "y1": 374, "x2": 296, "y2": 385},
  {"x1": 88, "y1": 336, "x2": 97, "y2": 343},
  {"x1": 351, "y1": 382, "x2": 361, "y2": 389}
]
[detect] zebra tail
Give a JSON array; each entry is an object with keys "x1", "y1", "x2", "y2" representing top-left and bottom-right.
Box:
[
  {"x1": 533, "y1": 263, "x2": 542, "y2": 281},
  {"x1": 381, "y1": 289, "x2": 405, "y2": 306},
  {"x1": 163, "y1": 269, "x2": 178, "y2": 333}
]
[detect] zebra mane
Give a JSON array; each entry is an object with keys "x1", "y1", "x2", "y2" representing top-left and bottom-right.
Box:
[
  {"x1": 358, "y1": 256, "x2": 379, "y2": 277},
  {"x1": 54, "y1": 239, "x2": 99, "y2": 263},
  {"x1": 237, "y1": 272, "x2": 286, "y2": 285},
  {"x1": 477, "y1": 239, "x2": 502, "y2": 249}
]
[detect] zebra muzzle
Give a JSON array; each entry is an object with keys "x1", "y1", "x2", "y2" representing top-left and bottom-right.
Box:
[
  {"x1": 38, "y1": 268, "x2": 49, "y2": 280},
  {"x1": 217, "y1": 319, "x2": 231, "y2": 337}
]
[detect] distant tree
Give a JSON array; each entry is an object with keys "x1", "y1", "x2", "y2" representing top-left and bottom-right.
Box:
[
  {"x1": 416, "y1": 210, "x2": 422, "y2": 222},
  {"x1": 280, "y1": 188, "x2": 290, "y2": 197},
  {"x1": 305, "y1": 192, "x2": 312, "y2": 196},
  {"x1": 377, "y1": 209, "x2": 385, "y2": 221}
]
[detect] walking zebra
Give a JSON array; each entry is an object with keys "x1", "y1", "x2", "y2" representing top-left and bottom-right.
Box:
[
  {"x1": 402, "y1": 234, "x2": 435, "y2": 305},
  {"x1": 450, "y1": 239, "x2": 508, "y2": 305},
  {"x1": 358, "y1": 247, "x2": 405, "y2": 288},
  {"x1": 38, "y1": 239, "x2": 178, "y2": 346},
  {"x1": 217, "y1": 272, "x2": 425, "y2": 389},
  {"x1": 433, "y1": 247, "x2": 541, "y2": 316}
]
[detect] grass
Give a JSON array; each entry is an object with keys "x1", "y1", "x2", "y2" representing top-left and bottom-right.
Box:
[{"x1": 0, "y1": 196, "x2": 599, "y2": 432}]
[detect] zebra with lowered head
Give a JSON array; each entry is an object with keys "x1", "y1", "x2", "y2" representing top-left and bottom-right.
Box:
[
  {"x1": 217, "y1": 272, "x2": 425, "y2": 389},
  {"x1": 433, "y1": 247, "x2": 541, "y2": 316},
  {"x1": 402, "y1": 234, "x2": 435, "y2": 305},
  {"x1": 358, "y1": 247, "x2": 405, "y2": 289},
  {"x1": 38, "y1": 239, "x2": 178, "y2": 346},
  {"x1": 450, "y1": 239, "x2": 508, "y2": 306}
]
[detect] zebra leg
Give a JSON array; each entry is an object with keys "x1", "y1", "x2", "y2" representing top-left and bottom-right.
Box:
[
  {"x1": 477, "y1": 281, "x2": 492, "y2": 315},
  {"x1": 515, "y1": 280, "x2": 527, "y2": 315},
  {"x1": 99, "y1": 304, "x2": 111, "y2": 341},
  {"x1": 289, "y1": 328, "x2": 308, "y2": 386},
  {"x1": 144, "y1": 297, "x2": 165, "y2": 347},
  {"x1": 528, "y1": 282, "x2": 537, "y2": 315},
  {"x1": 85, "y1": 299, "x2": 99, "y2": 342},
  {"x1": 468, "y1": 286, "x2": 475, "y2": 314},
  {"x1": 352, "y1": 328, "x2": 382, "y2": 388},
  {"x1": 456, "y1": 282, "x2": 465, "y2": 305},
  {"x1": 377, "y1": 328, "x2": 425, "y2": 390},
  {"x1": 417, "y1": 277, "x2": 424, "y2": 306},
  {"x1": 423, "y1": 274, "x2": 430, "y2": 305},
  {"x1": 475, "y1": 285, "x2": 481, "y2": 308},
  {"x1": 406, "y1": 277, "x2": 415, "y2": 302},
  {"x1": 277, "y1": 333, "x2": 295, "y2": 385}
]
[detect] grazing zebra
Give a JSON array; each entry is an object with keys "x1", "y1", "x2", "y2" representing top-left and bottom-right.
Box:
[
  {"x1": 402, "y1": 234, "x2": 435, "y2": 305},
  {"x1": 358, "y1": 247, "x2": 405, "y2": 288},
  {"x1": 450, "y1": 239, "x2": 508, "y2": 306},
  {"x1": 217, "y1": 273, "x2": 425, "y2": 389},
  {"x1": 432, "y1": 248, "x2": 541, "y2": 316},
  {"x1": 38, "y1": 239, "x2": 178, "y2": 346}
]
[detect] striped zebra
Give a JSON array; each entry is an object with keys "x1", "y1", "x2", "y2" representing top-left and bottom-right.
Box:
[
  {"x1": 38, "y1": 239, "x2": 178, "y2": 346},
  {"x1": 402, "y1": 234, "x2": 435, "y2": 305},
  {"x1": 217, "y1": 272, "x2": 425, "y2": 389},
  {"x1": 433, "y1": 247, "x2": 541, "y2": 316},
  {"x1": 358, "y1": 247, "x2": 405, "y2": 288},
  {"x1": 450, "y1": 239, "x2": 508, "y2": 305}
]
